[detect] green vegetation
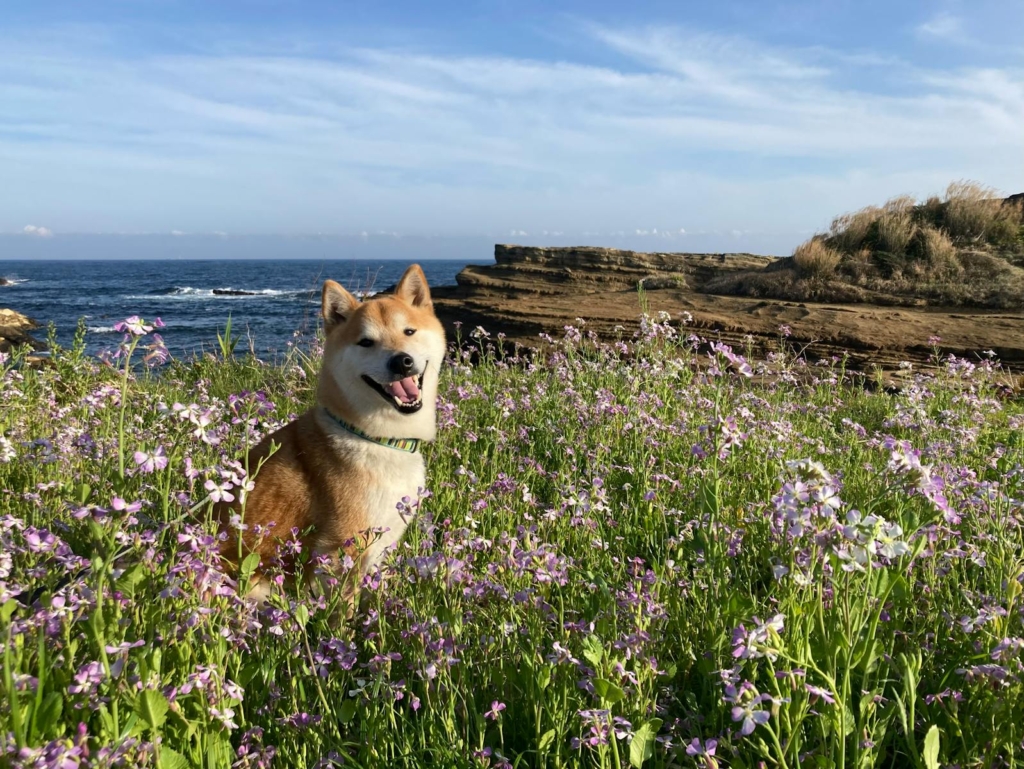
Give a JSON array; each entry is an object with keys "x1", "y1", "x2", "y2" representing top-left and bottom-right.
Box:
[{"x1": 1, "y1": 315, "x2": 1023, "y2": 767}]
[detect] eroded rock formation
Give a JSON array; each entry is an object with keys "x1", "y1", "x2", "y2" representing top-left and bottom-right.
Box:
[{"x1": 431, "y1": 244, "x2": 1024, "y2": 372}]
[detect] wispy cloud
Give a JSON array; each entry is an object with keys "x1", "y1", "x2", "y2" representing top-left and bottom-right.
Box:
[
  {"x1": 0, "y1": 20, "x2": 1021, "y2": 246},
  {"x1": 23, "y1": 224, "x2": 53, "y2": 237},
  {"x1": 916, "y1": 12, "x2": 964, "y2": 41}
]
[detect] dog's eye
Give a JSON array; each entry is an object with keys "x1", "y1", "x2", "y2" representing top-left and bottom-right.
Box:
[
  {"x1": 357, "y1": 338, "x2": 374, "y2": 347},
  {"x1": 404, "y1": 328, "x2": 416, "y2": 336}
]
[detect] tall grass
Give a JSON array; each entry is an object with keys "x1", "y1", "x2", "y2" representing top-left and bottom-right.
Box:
[
  {"x1": 776, "y1": 181, "x2": 1024, "y2": 302},
  {"x1": 1, "y1": 315, "x2": 1023, "y2": 768},
  {"x1": 944, "y1": 181, "x2": 1004, "y2": 245},
  {"x1": 791, "y1": 238, "x2": 841, "y2": 277}
]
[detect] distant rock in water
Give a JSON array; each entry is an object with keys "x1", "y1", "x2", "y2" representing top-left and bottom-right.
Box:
[
  {"x1": 0, "y1": 277, "x2": 10, "y2": 286},
  {"x1": 0, "y1": 308, "x2": 43, "y2": 353}
]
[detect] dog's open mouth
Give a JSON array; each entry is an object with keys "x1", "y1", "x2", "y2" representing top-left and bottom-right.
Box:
[{"x1": 362, "y1": 371, "x2": 425, "y2": 413}]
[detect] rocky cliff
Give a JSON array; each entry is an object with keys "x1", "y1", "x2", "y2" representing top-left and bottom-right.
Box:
[
  {"x1": 452, "y1": 244, "x2": 776, "y2": 294},
  {"x1": 431, "y1": 244, "x2": 1024, "y2": 372},
  {"x1": 0, "y1": 309, "x2": 43, "y2": 354}
]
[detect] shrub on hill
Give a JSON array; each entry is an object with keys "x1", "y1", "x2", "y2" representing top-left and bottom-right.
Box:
[{"x1": 707, "y1": 181, "x2": 1024, "y2": 308}]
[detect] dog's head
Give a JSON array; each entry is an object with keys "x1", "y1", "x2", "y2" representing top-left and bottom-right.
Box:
[{"x1": 318, "y1": 264, "x2": 446, "y2": 441}]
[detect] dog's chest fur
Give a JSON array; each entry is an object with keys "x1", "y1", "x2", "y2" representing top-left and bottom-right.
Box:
[{"x1": 318, "y1": 414, "x2": 424, "y2": 568}]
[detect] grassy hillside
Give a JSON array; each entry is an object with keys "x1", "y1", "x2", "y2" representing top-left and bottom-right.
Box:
[{"x1": 708, "y1": 182, "x2": 1024, "y2": 307}]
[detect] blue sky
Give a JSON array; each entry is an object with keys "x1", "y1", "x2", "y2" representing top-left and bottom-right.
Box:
[{"x1": 1, "y1": 0, "x2": 1022, "y2": 258}]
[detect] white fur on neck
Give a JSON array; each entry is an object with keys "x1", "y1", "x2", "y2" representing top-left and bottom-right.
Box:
[{"x1": 316, "y1": 410, "x2": 425, "y2": 571}]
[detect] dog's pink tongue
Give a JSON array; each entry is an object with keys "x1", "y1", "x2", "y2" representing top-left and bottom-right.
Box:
[{"x1": 387, "y1": 376, "x2": 420, "y2": 403}]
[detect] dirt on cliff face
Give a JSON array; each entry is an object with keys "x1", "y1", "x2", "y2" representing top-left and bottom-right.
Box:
[{"x1": 431, "y1": 245, "x2": 1024, "y2": 373}]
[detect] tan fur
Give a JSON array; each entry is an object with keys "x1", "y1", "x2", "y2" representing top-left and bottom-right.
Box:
[{"x1": 216, "y1": 264, "x2": 445, "y2": 601}]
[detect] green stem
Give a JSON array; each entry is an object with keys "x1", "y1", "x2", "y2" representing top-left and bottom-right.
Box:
[{"x1": 117, "y1": 337, "x2": 139, "y2": 480}]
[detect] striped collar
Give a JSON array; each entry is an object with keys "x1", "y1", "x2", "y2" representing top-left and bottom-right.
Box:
[{"x1": 322, "y1": 407, "x2": 421, "y2": 453}]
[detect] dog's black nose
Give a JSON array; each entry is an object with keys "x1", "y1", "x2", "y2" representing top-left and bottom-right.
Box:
[{"x1": 389, "y1": 354, "x2": 415, "y2": 376}]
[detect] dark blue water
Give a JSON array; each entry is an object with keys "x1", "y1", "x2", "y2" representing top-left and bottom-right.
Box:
[{"x1": 0, "y1": 260, "x2": 484, "y2": 358}]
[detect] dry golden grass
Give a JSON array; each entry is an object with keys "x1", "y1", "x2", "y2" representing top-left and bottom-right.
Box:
[
  {"x1": 917, "y1": 228, "x2": 960, "y2": 275},
  {"x1": 828, "y1": 206, "x2": 881, "y2": 254},
  {"x1": 988, "y1": 199, "x2": 1024, "y2": 249},
  {"x1": 918, "y1": 195, "x2": 945, "y2": 228},
  {"x1": 792, "y1": 237, "x2": 841, "y2": 277},
  {"x1": 944, "y1": 180, "x2": 1007, "y2": 244},
  {"x1": 884, "y1": 195, "x2": 916, "y2": 214},
  {"x1": 740, "y1": 181, "x2": 1024, "y2": 308},
  {"x1": 876, "y1": 207, "x2": 917, "y2": 256}
]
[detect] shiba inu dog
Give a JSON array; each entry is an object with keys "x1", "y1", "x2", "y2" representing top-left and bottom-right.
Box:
[{"x1": 217, "y1": 264, "x2": 445, "y2": 602}]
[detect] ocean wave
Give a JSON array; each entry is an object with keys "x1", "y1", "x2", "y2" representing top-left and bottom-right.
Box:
[
  {"x1": 1, "y1": 277, "x2": 29, "y2": 285},
  {"x1": 128, "y1": 286, "x2": 315, "y2": 300},
  {"x1": 125, "y1": 285, "x2": 377, "y2": 301},
  {"x1": 88, "y1": 325, "x2": 119, "y2": 333}
]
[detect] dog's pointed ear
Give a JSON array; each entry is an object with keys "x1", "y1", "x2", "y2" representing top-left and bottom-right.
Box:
[
  {"x1": 394, "y1": 264, "x2": 432, "y2": 309},
  {"x1": 322, "y1": 280, "x2": 359, "y2": 331}
]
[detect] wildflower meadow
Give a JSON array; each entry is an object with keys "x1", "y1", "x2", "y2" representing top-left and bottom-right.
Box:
[{"x1": 1, "y1": 310, "x2": 1023, "y2": 768}]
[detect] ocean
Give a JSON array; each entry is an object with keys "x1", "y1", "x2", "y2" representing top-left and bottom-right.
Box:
[{"x1": 0, "y1": 259, "x2": 485, "y2": 358}]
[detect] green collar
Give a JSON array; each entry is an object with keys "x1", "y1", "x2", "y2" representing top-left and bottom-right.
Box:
[{"x1": 322, "y1": 407, "x2": 421, "y2": 454}]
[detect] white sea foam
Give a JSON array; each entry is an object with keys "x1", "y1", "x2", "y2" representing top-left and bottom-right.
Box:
[
  {"x1": 88, "y1": 325, "x2": 118, "y2": 333},
  {"x1": 123, "y1": 286, "x2": 314, "y2": 301}
]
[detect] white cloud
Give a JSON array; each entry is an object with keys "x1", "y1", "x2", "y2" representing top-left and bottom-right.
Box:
[
  {"x1": 916, "y1": 12, "x2": 963, "y2": 41},
  {"x1": 23, "y1": 224, "x2": 53, "y2": 237},
  {"x1": 0, "y1": 22, "x2": 1021, "y2": 246}
]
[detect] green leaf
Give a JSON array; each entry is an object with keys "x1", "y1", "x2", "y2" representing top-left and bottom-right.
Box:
[
  {"x1": 582, "y1": 635, "x2": 603, "y2": 668},
  {"x1": 538, "y1": 728, "x2": 557, "y2": 753},
  {"x1": 629, "y1": 718, "x2": 663, "y2": 768},
  {"x1": 536, "y1": 666, "x2": 551, "y2": 691},
  {"x1": 119, "y1": 713, "x2": 141, "y2": 741},
  {"x1": 135, "y1": 689, "x2": 169, "y2": 732},
  {"x1": 855, "y1": 637, "x2": 881, "y2": 675},
  {"x1": 294, "y1": 604, "x2": 310, "y2": 629},
  {"x1": 872, "y1": 566, "x2": 890, "y2": 598},
  {"x1": 0, "y1": 599, "x2": 16, "y2": 624},
  {"x1": 35, "y1": 690, "x2": 63, "y2": 732},
  {"x1": 841, "y1": 702, "x2": 856, "y2": 737},
  {"x1": 237, "y1": 661, "x2": 260, "y2": 687},
  {"x1": 239, "y1": 553, "x2": 261, "y2": 581},
  {"x1": 593, "y1": 678, "x2": 625, "y2": 705},
  {"x1": 339, "y1": 699, "x2": 358, "y2": 724},
  {"x1": 115, "y1": 564, "x2": 147, "y2": 598},
  {"x1": 923, "y1": 725, "x2": 940, "y2": 769},
  {"x1": 98, "y1": 705, "x2": 115, "y2": 737},
  {"x1": 859, "y1": 689, "x2": 881, "y2": 721},
  {"x1": 160, "y1": 747, "x2": 190, "y2": 769}
]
